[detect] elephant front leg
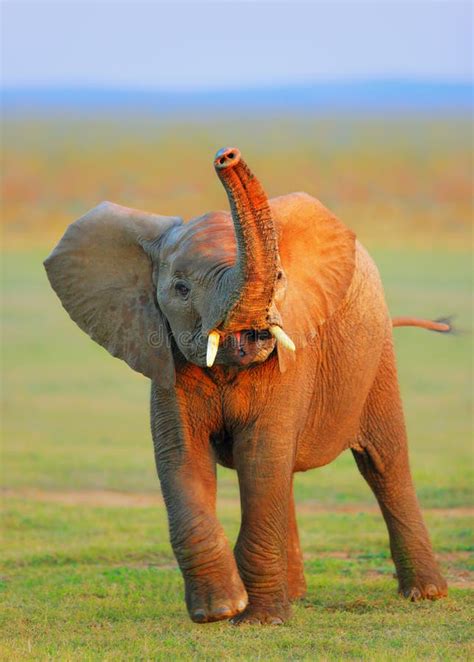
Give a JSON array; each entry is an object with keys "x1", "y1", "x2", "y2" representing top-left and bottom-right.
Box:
[
  {"x1": 231, "y1": 431, "x2": 294, "y2": 625},
  {"x1": 151, "y1": 386, "x2": 247, "y2": 623},
  {"x1": 163, "y1": 475, "x2": 247, "y2": 622}
]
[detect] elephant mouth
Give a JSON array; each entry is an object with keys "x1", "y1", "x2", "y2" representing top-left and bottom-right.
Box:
[
  {"x1": 204, "y1": 324, "x2": 295, "y2": 369},
  {"x1": 229, "y1": 329, "x2": 273, "y2": 344},
  {"x1": 213, "y1": 328, "x2": 276, "y2": 367}
]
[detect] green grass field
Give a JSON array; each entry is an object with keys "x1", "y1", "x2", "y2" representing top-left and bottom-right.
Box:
[{"x1": 2, "y1": 117, "x2": 473, "y2": 660}]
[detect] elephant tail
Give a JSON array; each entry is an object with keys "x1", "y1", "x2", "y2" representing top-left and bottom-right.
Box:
[{"x1": 392, "y1": 316, "x2": 453, "y2": 333}]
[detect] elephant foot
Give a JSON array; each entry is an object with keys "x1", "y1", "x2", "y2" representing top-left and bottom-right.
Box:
[
  {"x1": 230, "y1": 601, "x2": 291, "y2": 626},
  {"x1": 398, "y1": 572, "x2": 448, "y2": 601},
  {"x1": 186, "y1": 568, "x2": 248, "y2": 623}
]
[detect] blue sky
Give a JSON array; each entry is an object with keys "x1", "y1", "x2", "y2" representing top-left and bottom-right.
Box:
[{"x1": 2, "y1": 1, "x2": 472, "y2": 90}]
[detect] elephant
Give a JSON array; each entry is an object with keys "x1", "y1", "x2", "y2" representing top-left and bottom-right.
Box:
[{"x1": 44, "y1": 146, "x2": 450, "y2": 625}]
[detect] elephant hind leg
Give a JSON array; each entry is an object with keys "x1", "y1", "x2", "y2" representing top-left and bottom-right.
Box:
[
  {"x1": 353, "y1": 336, "x2": 447, "y2": 601},
  {"x1": 287, "y1": 480, "x2": 307, "y2": 601}
]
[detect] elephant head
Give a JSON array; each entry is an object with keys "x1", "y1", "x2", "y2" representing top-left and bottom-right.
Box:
[{"x1": 44, "y1": 148, "x2": 356, "y2": 388}]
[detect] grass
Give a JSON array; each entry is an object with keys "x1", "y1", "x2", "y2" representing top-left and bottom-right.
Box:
[
  {"x1": 1, "y1": 116, "x2": 473, "y2": 660},
  {"x1": 3, "y1": 116, "x2": 471, "y2": 250},
  {"x1": 3, "y1": 248, "x2": 472, "y2": 506},
  {"x1": 1, "y1": 499, "x2": 473, "y2": 661}
]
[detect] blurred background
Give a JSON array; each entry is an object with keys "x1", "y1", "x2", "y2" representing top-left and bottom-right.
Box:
[{"x1": 2, "y1": 2, "x2": 473, "y2": 658}]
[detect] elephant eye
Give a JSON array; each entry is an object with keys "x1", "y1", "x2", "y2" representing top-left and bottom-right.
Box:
[{"x1": 175, "y1": 282, "x2": 190, "y2": 299}]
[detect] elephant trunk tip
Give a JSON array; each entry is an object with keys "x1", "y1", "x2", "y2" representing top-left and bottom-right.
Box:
[{"x1": 214, "y1": 147, "x2": 241, "y2": 171}]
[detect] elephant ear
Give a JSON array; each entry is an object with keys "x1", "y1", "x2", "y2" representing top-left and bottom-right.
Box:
[
  {"x1": 272, "y1": 192, "x2": 356, "y2": 349},
  {"x1": 44, "y1": 201, "x2": 183, "y2": 388}
]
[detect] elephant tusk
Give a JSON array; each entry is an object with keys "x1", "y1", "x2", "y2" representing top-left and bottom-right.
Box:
[
  {"x1": 206, "y1": 330, "x2": 220, "y2": 367},
  {"x1": 269, "y1": 325, "x2": 296, "y2": 352}
]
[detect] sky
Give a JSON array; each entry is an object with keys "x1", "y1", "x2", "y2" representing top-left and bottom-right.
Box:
[{"x1": 2, "y1": 1, "x2": 472, "y2": 90}]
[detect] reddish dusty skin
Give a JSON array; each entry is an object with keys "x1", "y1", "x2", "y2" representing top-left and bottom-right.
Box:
[
  {"x1": 44, "y1": 148, "x2": 449, "y2": 626},
  {"x1": 211, "y1": 147, "x2": 281, "y2": 333}
]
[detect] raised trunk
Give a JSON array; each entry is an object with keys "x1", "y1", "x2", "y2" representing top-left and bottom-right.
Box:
[{"x1": 213, "y1": 147, "x2": 280, "y2": 332}]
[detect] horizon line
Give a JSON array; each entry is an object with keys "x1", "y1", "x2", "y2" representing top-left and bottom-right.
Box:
[{"x1": 2, "y1": 78, "x2": 472, "y2": 94}]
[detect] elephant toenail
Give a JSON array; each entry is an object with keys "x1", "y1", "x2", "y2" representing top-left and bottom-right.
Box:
[
  {"x1": 405, "y1": 587, "x2": 421, "y2": 601},
  {"x1": 270, "y1": 617, "x2": 283, "y2": 625},
  {"x1": 425, "y1": 584, "x2": 438, "y2": 599},
  {"x1": 215, "y1": 606, "x2": 232, "y2": 617},
  {"x1": 192, "y1": 609, "x2": 207, "y2": 622},
  {"x1": 237, "y1": 600, "x2": 247, "y2": 611}
]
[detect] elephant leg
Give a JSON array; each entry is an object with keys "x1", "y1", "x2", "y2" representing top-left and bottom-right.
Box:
[
  {"x1": 231, "y1": 429, "x2": 294, "y2": 625},
  {"x1": 151, "y1": 384, "x2": 247, "y2": 623},
  {"x1": 352, "y1": 337, "x2": 447, "y2": 601},
  {"x1": 287, "y1": 480, "x2": 307, "y2": 601}
]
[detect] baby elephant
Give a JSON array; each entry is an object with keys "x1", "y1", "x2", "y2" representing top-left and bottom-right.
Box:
[{"x1": 45, "y1": 147, "x2": 449, "y2": 625}]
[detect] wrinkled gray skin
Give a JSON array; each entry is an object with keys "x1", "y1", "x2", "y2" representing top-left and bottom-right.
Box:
[{"x1": 44, "y1": 148, "x2": 448, "y2": 626}]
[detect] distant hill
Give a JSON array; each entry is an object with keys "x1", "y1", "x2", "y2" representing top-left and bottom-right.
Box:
[{"x1": 2, "y1": 81, "x2": 472, "y2": 116}]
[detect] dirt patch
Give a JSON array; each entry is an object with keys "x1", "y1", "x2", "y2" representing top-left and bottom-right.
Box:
[
  {"x1": 317, "y1": 550, "x2": 352, "y2": 559},
  {"x1": 438, "y1": 551, "x2": 474, "y2": 589},
  {"x1": 84, "y1": 552, "x2": 474, "y2": 589},
  {"x1": 3, "y1": 488, "x2": 473, "y2": 519},
  {"x1": 295, "y1": 501, "x2": 474, "y2": 518},
  {"x1": 4, "y1": 487, "x2": 472, "y2": 588},
  {"x1": 120, "y1": 554, "x2": 474, "y2": 589},
  {"x1": 345, "y1": 551, "x2": 474, "y2": 589},
  {"x1": 445, "y1": 573, "x2": 473, "y2": 589},
  {"x1": 2, "y1": 488, "x2": 163, "y2": 508}
]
